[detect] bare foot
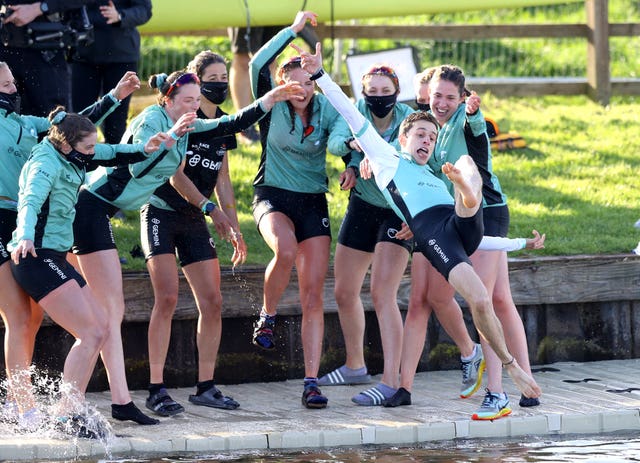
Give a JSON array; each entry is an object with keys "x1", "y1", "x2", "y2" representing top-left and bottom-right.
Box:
[
  {"x1": 442, "y1": 162, "x2": 478, "y2": 209},
  {"x1": 504, "y1": 359, "x2": 542, "y2": 398}
]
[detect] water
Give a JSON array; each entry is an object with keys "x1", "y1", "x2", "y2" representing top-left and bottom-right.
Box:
[
  {"x1": 1, "y1": 369, "x2": 116, "y2": 450},
  {"x1": 71, "y1": 433, "x2": 639, "y2": 463}
]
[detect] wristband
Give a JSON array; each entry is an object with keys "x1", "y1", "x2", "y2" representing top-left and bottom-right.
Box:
[
  {"x1": 109, "y1": 90, "x2": 121, "y2": 102},
  {"x1": 502, "y1": 356, "x2": 515, "y2": 367},
  {"x1": 169, "y1": 131, "x2": 180, "y2": 141},
  {"x1": 202, "y1": 200, "x2": 217, "y2": 215},
  {"x1": 309, "y1": 68, "x2": 325, "y2": 81}
]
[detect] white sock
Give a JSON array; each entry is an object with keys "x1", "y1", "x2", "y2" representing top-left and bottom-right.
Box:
[{"x1": 461, "y1": 344, "x2": 478, "y2": 362}]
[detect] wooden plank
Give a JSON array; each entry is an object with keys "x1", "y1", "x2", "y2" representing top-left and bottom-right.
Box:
[
  {"x1": 139, "y1": 22, "x2": 634, "y2": 40},
  {"x1": 314, "y1": 23, "x2": 588, "y2": 40},
  {"x1": 117, "y1": 254, "x2": 640, "y2": 323},
  {"x1": 611, "y1": 79, "x2": 640, "y2": 95},
  {"x1": 609, "y1": 23, "x2": 640, "y2": 36},
  {"x1": 506, "y1": 254, "x2": 640, "y2": 305},
  {"x1": 466, "y1": 77, "x2": 590, "y2": 96},
  {"x1": 586, "y1": 0, "x2": 611, "y2": 104}
]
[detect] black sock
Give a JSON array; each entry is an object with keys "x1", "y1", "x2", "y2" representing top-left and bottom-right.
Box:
[
  {"x1": 148, "y1": 383, "x2": 165, "y2": 397},
  {"x1": 382, "y1": 387, "x2": 412, "y2": 408},
  {"x1": 196, "y1": 379, "x2": 215, "y2": 396},
  {"x1": 112, "y1": 401, "x2": 159, "y2": 425}
]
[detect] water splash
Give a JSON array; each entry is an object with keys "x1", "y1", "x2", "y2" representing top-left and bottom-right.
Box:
[{"x1": 0, "y1": 367, "x2": 115, "y2": 454}]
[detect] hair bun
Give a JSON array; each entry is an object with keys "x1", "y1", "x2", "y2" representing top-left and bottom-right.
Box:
[{"x1": 51, "y1": 111, "x2": 67, "y2": 125}]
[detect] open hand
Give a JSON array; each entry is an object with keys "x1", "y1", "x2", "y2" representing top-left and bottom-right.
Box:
[
  {"x1": 265, "y1": 82, "x2": 305, "y2": 106},
  {"x1": 290, "y1": 42, "x2": 323, "y2": 76},
  {"x1": 291, "y1": 11, "x2": 317, "y2": 34},
  {"x1": 144, "y1": 132, "x2": 170, "y2": 153},
  {"x1": 230, "y1": 229, "x2": 247, "y2": 268},
  {"x1": 171, "y1": 112, "x2": 197, "y2": 137},
  {"x1": 360, "y1": 158, "x2": 373, "y2": 180},
  {"x1": 113, "y1": 71, "x2": 141, "y2": 100},
  {"x1": 11, "y1": 239, "x2": 36, "y2": 265}
]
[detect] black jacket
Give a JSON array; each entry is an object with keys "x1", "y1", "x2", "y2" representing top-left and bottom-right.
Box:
[{"x1": 73, "y1": 0, "x2": 152, "y2": 64}]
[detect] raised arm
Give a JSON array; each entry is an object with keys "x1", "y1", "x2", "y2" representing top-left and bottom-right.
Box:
[
  {"x1": 292, "y1": 41, "x2": 399, "y2": 189},
  {"x1": 191, "y1": 82, "x2": 304, "y2": 137},
  {"x1": 78, "y1": 71, "x2": 141, "y2": 125}
]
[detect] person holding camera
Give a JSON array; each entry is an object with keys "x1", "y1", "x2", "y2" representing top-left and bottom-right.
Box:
[
  {"x1": 70, "y1": 0, "x2": 152, "y2": 144},
  {"x1": 0, "y1": 1, "x2": 93, "y2": 117}
]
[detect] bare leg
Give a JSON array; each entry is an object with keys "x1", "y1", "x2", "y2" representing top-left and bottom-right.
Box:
[
  {"x1": 448, "y1": 263, "x2": 541, "y2": 398},
  {"x1": 425, "y1": 260, "x2": 475, "y2": 358},
  {"x1": 333, "y1": 244, "x2": 372, "y2": 370},
  {"x1": 296, "y1": 236, "x2": 330, "y2": 378},
  {"x1": 182, "y1": 259, "x2": 223, "y2": 382},
  {"x1": 369, "y1": 242, "x2": 409, "y2": 388},
  {"x1": 0, "y1": 262, "x2": 43, "y2": 413},
  {"x1": 146, "y1": 254, "x2": 180, "y2": 384},
  {"x1": 471, "y1": 249, "x2": 534, "y2": 394},
  {"x1": 38, "y1": 281, "x2": 107, "y2": 407},
  {"x1": 258, "y1": 212, "x2": 298, "y2": 316},
  {"x1": 398, "y1": 254, "x2": 433, "y2": 391},
  {"x1": 75, "y1": 249, "x2": 132, "y2": 405},
  {"x1": 400, "y1": 254, "x2": 476, "y2": 391},
  {"x1": 493, "y1": 252, "x2": 533, "y2": 376}
]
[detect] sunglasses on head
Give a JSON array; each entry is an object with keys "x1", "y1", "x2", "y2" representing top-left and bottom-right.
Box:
[
  {"x1": 165, "y1": 73, "x2": 200, "y2": 98},
  {"x1": 366, "y1": 66, "x2": 398, "y2": 80},
  {"x1": 280, "y1": 56, "x2": 302, "y2": 70}
]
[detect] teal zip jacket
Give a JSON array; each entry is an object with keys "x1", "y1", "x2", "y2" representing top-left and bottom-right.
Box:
[
  {"x1": 9, "y1": 138, "x2": 149, "y2": 252},
  {"x1": 327, "y1": 99, "x2": 415, "y2": 208},
  {"x1": 0, "y1": 93, "x2": 120, "y2": 211},
  {"x1": 85, "y1": 100, "x2": 267, "y2": 210},
  {"x1": 428, "y1": 104, "x2": 506, "y2": 207},
  {"x1": 250, "y1": 26, "x2": 342, "y2": 193}
]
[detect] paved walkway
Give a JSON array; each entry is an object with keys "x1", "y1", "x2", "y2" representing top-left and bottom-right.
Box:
[{"x1": 2, "y1": 359, "x2": 640, "y2": 461}]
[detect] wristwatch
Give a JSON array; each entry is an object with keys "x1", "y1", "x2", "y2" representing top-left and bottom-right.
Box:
[
  {"x1": 203, "y1": 201, "x2": 217, "y2": 216},
  {"x1": 40, "y1": 2, "x2": 49, "y2": 14}
]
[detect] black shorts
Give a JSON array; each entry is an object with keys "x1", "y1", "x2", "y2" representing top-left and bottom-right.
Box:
[
  {"x1": 338, "y1": 195, "x2": 413, "y2": 253},
  {"x1": 140, "y1": 204, "x2": 216, "y2": 267},
  {"x1": 228, "y1": 26, "x2": 281, "y2": 54},
  {"x1": 252, "y1": 186, "x2": 331, "y2": 243},
  {"x1": 483, "y1": 204, "x2": 510, "y2": 237},
  {"x1": 0, "y1": 208, "x2": 16, "y2": 265},
  {"x1": 11, "y1": 249, "x2": 86, "y2": 302},
  {"x1": 72, "y1": 189, "x2": 119, "y2": 255},
  {"x1": 411, "y1": 205, "x2": 484, "y2": 280}
]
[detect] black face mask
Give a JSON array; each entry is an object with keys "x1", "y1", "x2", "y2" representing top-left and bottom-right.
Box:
[
  {"x1": 364, "y1": 93, "x2": 397, "y2": 119},
  {"x1": 66, "y1": 148, "x2": 94, "y2": 169},
  {"x1": 416, "y1": 100, "x2": 430, "y2": 111},
  {"x1": 0, "y1": 91, "x2": 20, "y2": 114},
  {"x1": 200, "y1": 81, "x2": 229, "y2": 105}
]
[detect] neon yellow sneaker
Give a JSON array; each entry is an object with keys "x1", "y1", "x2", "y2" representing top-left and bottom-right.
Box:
[
  {"x1": 460, "y1": 343, "x2": 485, "y2": 398},
  {"x1": 472, "y1": 389, "x2": 512, "y2": 420}
]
